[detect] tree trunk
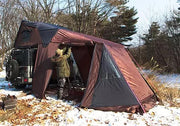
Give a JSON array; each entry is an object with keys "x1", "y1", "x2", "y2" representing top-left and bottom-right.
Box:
[{"x1": 0, "y1": 51, "x2": 5, "y2": 71}]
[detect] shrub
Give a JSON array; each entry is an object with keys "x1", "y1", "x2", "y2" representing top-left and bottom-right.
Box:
[{"x1": 144, "y1": 72, "x2": 180, "y2": 107}]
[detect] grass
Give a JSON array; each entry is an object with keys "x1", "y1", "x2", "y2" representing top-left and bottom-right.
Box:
[
  {"x1": 141, "y1": 59, "x2": 180, "y2": 107},
  {"x1": 144, "y1": 73, "x2": 180, "y2": 107},
  {"x1": 0, "y1": 98, "x2": 74, "y2": 125},
  {"x1": 0, "y1": 99, "x2": 33, "y2": 123}
]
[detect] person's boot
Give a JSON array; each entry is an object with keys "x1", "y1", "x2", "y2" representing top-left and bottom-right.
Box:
[
  {"x1": 57, "y1": 89, "x2": 60, "y2": 99},
  {"x1": 57, "y1": 88, "x2": 63, "y2": 99},
  {"x1": 63, "y1": 88, "x2": 69, "y2": 98}
]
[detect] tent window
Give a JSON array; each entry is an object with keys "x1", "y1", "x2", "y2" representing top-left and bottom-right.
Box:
[
  {"x1": 108, "y1": 56, "x2": 121, "y2": 78},
  {"x1": 91, "y1": 46, "x2": 139, "y2": 107},
  {"x1": 99, "y1": 47, "x2": 121, "y2": 80},
  {"x1": 22, "y1": 30, "x2": 31, "y2": 42}
]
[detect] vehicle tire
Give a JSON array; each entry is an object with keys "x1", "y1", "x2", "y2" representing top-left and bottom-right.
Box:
[{"x1": 6, "y1": 59, "x2": 19, "y2": 80}]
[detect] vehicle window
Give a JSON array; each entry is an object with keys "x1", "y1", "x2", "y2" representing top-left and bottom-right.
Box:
[{"x1": 12, "y1": 50, "x2": 28, "y2": 66}]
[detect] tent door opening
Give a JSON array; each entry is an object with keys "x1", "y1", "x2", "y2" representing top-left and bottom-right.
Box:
[
  {"x1": 47, "y1": 45, "x2": 94, "y2": 101},
  {"x1": 66, "y1": 45, "x2": 94, "y2": 101}
]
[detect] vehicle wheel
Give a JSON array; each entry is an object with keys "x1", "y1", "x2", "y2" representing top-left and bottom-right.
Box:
[{"x1": 6, "y1": 59, "x2": 19, "y2": 80}]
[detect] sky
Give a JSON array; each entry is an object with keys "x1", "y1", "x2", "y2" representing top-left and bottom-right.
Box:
[{"x1": 127, "y1": 0, "x2": 179, "y2": 45}]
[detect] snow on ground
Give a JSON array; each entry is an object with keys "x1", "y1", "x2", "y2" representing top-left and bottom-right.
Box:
[
  {"x1": 157, "y1": 74, "x2": 180, "y2": 88},
  {"x1": 143, "y1": 70, "x2": 180, "y2": 88},
  {"x1": 0, "y1": 69, "x2": 24, "y2": 97},
  {"x1": 0, "y1": 70, "x2": 180, "y2": 125}
]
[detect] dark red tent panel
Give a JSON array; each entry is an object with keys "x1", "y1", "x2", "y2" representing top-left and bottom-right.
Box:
[{"x1": 14, "y1": 20, "x2": 157, "y2": 113}]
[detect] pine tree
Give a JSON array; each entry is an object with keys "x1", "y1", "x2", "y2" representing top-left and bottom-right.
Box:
[
  {"x1": 100, "y1": 6, "x2": 138, "y2": 43},
  {"x1": 141, "y1": 22, "x2": 160, "y2": 64},
  {"x1": 142, "y1": 22, "x2": 160, "y2": 45}
]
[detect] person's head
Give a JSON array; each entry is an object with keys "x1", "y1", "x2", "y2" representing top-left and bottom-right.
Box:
[{"x1": 56, "y1": 49, "x2": 63, "y2": 56}]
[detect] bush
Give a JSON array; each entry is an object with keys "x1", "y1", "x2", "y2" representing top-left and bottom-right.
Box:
[{"x1": 145, "y1": 72, "x2": 180, "y2": 107}]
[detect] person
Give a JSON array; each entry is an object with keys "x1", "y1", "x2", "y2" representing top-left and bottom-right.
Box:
[{"x1": 51, "y1": 47, "x2": 72, "y2": 99}]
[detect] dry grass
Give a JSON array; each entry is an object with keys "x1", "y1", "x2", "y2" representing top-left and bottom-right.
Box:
[
  {"x1": 145, "y1": 74, "x2": 180, "y2": 107},
  {"x1": 142, "y1": 59, "x2": 180, "y2": 107},
  {"x1": 0, "y1": 98, "x2": 73, "y2": 125},
  {"x1": 0, "y1": 99, "x2": 33, "y2": 122}
]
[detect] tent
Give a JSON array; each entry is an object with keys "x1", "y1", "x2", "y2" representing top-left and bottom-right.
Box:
[{"x1": 14, "y1": 20, "x2": 157, "y2": 113}]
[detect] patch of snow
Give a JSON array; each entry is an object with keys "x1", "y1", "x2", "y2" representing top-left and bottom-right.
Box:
[
  {"x1": 0, "y1": 69, "x2": 6, "y2": 78},
  {"x1": 0, "y1": 69, "x2": 13, "y2": 90},
  {"x1": 0, "y1": 90, "x2": 180, "y2": 125},
  {"x1": 157, "y1": 74, "x2": 180, "y2": 88},
  {"x1": 0, "y1": 69, "x2": 180, "y2": 125},
  {"x1": 143, "y1": 70, "x2": 180, "y2": 88},
  {"x1": 18, "y1": 94, "x2": 35, "y2": 100},
  {"x1": 0, "y1": 78, "x2": 11, "y2": 89},
  {"x1": 0, "y1": 89, "x2": 23, "y2": 96}
]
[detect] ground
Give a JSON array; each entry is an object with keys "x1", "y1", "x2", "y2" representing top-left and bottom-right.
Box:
[{"x1": 0, "y1": 70, "x2": 180, "y2": 126}]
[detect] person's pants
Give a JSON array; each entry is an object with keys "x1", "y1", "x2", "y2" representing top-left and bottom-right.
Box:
[{"x1": 57, "y1": 78, "x2": 66, "y2": 99}]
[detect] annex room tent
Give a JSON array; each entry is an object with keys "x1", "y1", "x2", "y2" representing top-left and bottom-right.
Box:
[{"x1": 14, "y1": 20, "x2": 157, "y2": 113}]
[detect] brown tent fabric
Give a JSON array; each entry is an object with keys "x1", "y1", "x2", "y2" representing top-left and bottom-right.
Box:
[
  {"x1": 51, "y1": 29, "x2": 94, "y2": 45},
  {"x1": 105, "y1": 44, "x2": 156, "y2": 112},
  {"x1": 14, "y1": 20, "x2": 157, "y2": 113},
  {"x1": 32, "y1": 43, "x2": 59, "y2": 98},
  {"x1": 14, "y1": 25, "x2": 42, "y2": 48},
  {"x1": 81, "y1": 44, "x2": 103, "y2": 107}
]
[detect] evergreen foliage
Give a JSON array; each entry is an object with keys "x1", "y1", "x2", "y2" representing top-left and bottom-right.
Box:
[
  {"x1": 100, "y1": 7, "x2": 138, "y2": 43},
  {"x1": 133, "y1": 10, "x2": 180, "y2": 73}
]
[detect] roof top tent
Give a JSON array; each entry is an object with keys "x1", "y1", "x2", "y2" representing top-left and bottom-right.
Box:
[{"x1": 14, "y1": 20, "x2": 157, "y2": 113}]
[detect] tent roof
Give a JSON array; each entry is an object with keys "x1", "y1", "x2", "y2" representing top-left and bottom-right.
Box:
[
  {"x1": 22, "y1": 20, "x2": 68, "y2": 31},
  {"x1": 15, "y1": 20, "x2": 123, "y2": 48},
  {"x1": 20, "y1": 20, "x2": 69, "y2": 46}
]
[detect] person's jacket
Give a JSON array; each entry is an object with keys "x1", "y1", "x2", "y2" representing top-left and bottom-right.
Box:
[{"x1": 51, "y1": 47, "x2": 71, "y2": 78}]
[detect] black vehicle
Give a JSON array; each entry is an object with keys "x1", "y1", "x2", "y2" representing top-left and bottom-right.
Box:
[
  {"x1": 6, "y1": 48, "x2": 37, "y2": 88},
  {"x1": 5, "y1": 47, "x2": 82, "y2": 89}
]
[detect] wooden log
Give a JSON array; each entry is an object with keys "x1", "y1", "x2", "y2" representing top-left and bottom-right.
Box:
[
  {"x1": 3, "y1": 99, "x2": 17, "y2": 105},
  {"x1": 3, "y1": 104, "x2": 16, "y2": 110},
  {"x1": 2, "y1": 95, "x2": 17, "y2": 110}
]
